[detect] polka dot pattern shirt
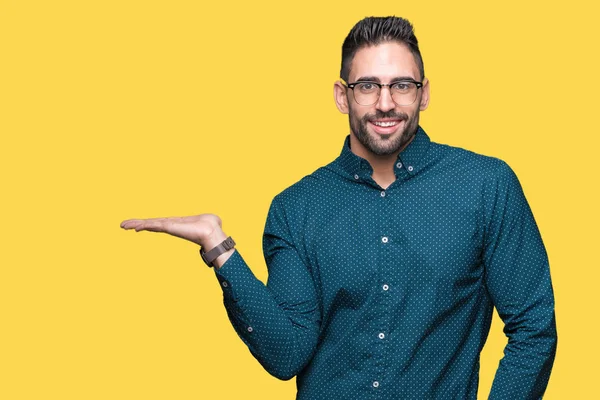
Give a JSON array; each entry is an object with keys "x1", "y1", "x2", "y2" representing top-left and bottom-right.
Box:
[{"x1": 214, "y1": 126, "x2": 557, "y2": 399}]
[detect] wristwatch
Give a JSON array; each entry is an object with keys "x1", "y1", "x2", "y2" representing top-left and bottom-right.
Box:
[{"x1": 200, "y1": 236, "x2": 236, "y2": 268}]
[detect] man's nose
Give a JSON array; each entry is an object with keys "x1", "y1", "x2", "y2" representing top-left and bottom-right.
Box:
[{"x1": 376, "y1": 86, "x2": 396, "y2": 112}]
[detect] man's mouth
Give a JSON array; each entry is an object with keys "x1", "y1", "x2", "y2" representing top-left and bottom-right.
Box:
[
  {"x1": 368, "y1": 119, "x2": 404, "y2": 134},
  {"x1": 372, "y1": 120, "x2": 400, "y2": 127}
]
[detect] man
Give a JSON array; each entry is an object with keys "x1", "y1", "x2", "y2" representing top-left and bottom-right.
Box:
[{"x1": 121, "y1": 16, "x2": 557, "y2": 399}]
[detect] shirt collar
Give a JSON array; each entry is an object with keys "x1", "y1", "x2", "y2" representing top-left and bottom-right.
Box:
[{"x1": 335, "y1": 125, "x2": 431, "y2": 179}]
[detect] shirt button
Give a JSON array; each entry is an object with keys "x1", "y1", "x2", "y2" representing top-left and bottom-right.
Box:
[
  {"x1": 222, "y1": 281, "x2": 229, "y2": 288},
  {"x1": 407, "y1": 166, "x2": 414, "y2": 172},
  {"x1": 378, "y1": 332, "x2": 385, "y2": 339},
  {"x1": 354, "y1": 174, "x2": 359, "y2": 180},
  {"x1": 380, "y1": 191, "x2": 386, "y2": 197},
  {"x1": 381, "y1": 236, "x2": 389, "y2": 243},
  {"x1": 382, "y1": 284, "x2": 389, "y2": 291},
  {"x1": 373, "y1": 381, "x2": 380, "y2": 388},
  {"x1": 247, "y1": 326, "x2": 253, "y2": 332},
  {"x1": 396, "y1": 162, "x2": 403, "y2": 169}
]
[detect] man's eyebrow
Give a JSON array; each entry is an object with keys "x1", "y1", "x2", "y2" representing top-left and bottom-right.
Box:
[{"x1": 355, "y1": 76, "x2": 418, "y2": 82}]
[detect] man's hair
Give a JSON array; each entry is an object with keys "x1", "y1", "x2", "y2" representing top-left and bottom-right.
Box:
[{"x1": 340, "y1": 16, "x2": 425, "y2": 82}]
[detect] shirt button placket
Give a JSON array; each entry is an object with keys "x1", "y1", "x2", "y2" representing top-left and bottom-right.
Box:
[
  {"x1": 375, "y1": 232, "x2": 391, "y2": 392},
  {"x1": 375, "y1": 183, "x2": 393, "y2": 393}
]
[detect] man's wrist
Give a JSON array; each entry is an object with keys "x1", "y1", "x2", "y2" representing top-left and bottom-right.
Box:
[
  {"x1": 201, "y1": 229, "x2": 234, "y2": 269},
  {"x1": 201, "y1": 227, "x2": 228, "y2": 250}
]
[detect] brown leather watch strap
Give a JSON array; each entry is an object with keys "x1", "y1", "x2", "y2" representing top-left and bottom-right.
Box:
[{"x1": 200, "y1": 237, "x2": 236, "y2": 268}]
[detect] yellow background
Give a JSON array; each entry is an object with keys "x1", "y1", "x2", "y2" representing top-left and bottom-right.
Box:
[{"x1": 1, "y1": 0, "x2": 598, "y2": 398}]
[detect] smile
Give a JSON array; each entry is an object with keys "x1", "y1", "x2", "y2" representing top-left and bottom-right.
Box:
[
  {"x1": 371, "y1": 121, "x2": 400, "y2": 127},
  {"x1": 368, "y1": 119, "x2": 404, "y2": 135}
]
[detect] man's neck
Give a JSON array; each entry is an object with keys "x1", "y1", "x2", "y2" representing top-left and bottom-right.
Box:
[{"x1": 349, "y1": 134, "x2": 414, "y2": 189}]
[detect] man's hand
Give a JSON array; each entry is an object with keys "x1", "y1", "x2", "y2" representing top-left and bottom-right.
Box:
[{"x1": 120, "y1": 214, "x2": 234, "y2": 268}]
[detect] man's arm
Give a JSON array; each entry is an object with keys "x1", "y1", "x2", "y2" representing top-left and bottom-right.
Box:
[
  {"x1": 211, "y1": 196, "x2": 320, "y2": 379},
  {"x1": 120, "y1": 197, "x2": 321, "y2": 380},
  {"x1": 482, "y1": 161, "x2": 557, "y2": 399}
]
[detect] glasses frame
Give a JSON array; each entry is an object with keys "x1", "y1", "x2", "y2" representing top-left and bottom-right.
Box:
[{"x1": 343, "y1": 79, "x2": 424, "y2": 106}]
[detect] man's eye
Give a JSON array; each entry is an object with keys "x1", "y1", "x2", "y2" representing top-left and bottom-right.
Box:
[
  {"x1": 358, "y1": 83, "x2": 377, "y2": 91},
  {"x1": 392, "y1": 82, "x2": 411, "y2": 91}
]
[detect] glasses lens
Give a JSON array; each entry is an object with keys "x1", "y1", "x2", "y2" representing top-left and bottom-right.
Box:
[
  {"x1": 354, "y1": 82, "x2": 380, "y2": 106},
  {"x1": 391, "y1": 82, "x2": 418, "y2": 106}
]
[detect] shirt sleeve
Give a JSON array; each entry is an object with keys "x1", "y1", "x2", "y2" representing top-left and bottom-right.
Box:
[
  {"x1": 482, "y1": 160, "x2": 558, "y2": 399},
  {"x1": 213, "y1": 195, "x2": 321, "y2": 380}
]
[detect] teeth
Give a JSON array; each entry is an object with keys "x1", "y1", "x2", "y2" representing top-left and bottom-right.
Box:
[{"x1": 373, "y1": 121, "x2": 399, "y2": 127}]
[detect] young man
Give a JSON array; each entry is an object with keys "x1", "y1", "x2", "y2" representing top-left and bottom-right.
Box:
[{"x1": 121, "y1": 16, "x2": 557, "y2": 399}]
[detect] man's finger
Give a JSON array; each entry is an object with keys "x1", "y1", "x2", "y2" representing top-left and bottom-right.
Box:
[
  {"x1": 121, "y1": 218, "x2": 166, "y2": 232},
  {"x1": 121, "y1": 217, "x2": 193, "y2": 239},
  {"x1": 121, "y1": 219, "x2": 144, "y2": 229},
  {"x1": 133, "y1": 219, "x2": 163, "y2": 232}
]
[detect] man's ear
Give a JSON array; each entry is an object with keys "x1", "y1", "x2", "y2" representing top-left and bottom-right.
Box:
[
  {"x1": 334, "y1": 81, "x2": 350, "y2": 114},
  {"x1": 419, "y1": 77, "x2": 430, "y2": 111}
]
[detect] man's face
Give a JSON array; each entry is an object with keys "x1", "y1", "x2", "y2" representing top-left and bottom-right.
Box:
[{"x1": 335, "y1": 42, "x2": 430, "y2": 156}]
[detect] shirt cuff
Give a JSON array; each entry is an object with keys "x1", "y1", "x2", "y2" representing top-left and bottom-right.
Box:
[{"x1": 213, "y1": 249, "x2": 259, "y2": 303}]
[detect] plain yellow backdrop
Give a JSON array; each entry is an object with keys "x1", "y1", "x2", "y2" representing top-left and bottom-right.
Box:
[{"x1": 1, "y1": 0, "x2": 598, "y2": 398}]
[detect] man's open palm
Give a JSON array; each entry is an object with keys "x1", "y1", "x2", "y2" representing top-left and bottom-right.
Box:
[{"x1": 120, "y1": 214, "x2": 222, "y2": 246}]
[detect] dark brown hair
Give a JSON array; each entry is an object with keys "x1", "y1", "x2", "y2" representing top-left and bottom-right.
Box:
[{"x1": 340, "y1": 16, "x2": 424, "y2": 82}]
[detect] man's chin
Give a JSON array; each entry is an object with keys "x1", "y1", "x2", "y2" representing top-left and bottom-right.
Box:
[
  {"x1": 365, "y1": 138, "x2": 404, "y2": 156},
  {"x1": 362, "y1": 128, "x2": 414, "y2": 156}
]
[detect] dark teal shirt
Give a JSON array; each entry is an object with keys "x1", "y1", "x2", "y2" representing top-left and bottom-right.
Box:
[{"x1": 214, "y1": 126, "x2": 557, "y2": 399}]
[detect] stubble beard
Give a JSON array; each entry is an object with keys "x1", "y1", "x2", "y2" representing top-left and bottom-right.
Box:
[{"x1": 349, "y1": 108, "x2": 420, "y2": 156}]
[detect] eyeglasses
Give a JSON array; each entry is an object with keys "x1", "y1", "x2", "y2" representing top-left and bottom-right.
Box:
[{"x1": 343, "y1": 79, "x2": 423, "y2": 106}]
